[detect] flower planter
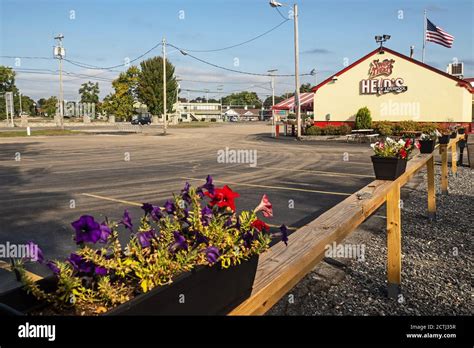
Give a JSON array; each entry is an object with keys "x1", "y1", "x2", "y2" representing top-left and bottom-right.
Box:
[
  {"x1": 371, "y1": 156, "x2": 407, "y2": 180},
  {"x1": 0, "y1": 256, "x2": 258, "y2": 316},
  {"x1": 438, "y1": 135, "x2": 450, "y2": 144},
  {"x1": 457, "y1": 128, "x2": 465, "y2": 135},
  {"x1": 419, "y1": 139, "x2": 436, "y2": 154},
  {"x1": 450, "y1": 132, "x2": 457, "y2": 139}
]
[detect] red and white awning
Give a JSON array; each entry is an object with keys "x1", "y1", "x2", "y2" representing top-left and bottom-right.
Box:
[{"x1": 272, "y1": 92, "x2": 314, "y2": 110}]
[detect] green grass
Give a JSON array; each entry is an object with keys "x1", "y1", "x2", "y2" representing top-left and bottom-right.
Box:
[{"x1": 0, "y1": 129, "x2": 82, "y2": 137}]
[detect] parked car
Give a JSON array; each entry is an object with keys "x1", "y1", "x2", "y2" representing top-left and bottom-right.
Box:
[
  {"x1": 131, "y1": 115, "x2": 151, "y2": 125},
  {"x1": 229, "y1": 116, "x2": 239, "y2": 122}
]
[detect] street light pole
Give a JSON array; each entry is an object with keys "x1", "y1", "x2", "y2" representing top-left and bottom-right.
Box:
[
  {"x1": 162, "y1": 37, "x2": 167, "y2": 135},
  {"x1": 293, "y1": 3, "x2": 301, "y2": 138}
]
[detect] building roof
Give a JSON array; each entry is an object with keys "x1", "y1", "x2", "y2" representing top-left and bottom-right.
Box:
[
  {"x1": 272, "y1": 92, "x2": 314, "y2": 110},
  {"x1": 311, "y1": 47, "x2": 474, "y2": 94}
]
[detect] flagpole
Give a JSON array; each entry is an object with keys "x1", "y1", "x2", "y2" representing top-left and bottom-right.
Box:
[{"x1": 422, "y1": 9, "x2": 427, "y2": 63}]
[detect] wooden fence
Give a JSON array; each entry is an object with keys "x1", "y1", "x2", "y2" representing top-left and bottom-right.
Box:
[{"x1": 229, "y1": 135, "x2": 463, "y2": 315}]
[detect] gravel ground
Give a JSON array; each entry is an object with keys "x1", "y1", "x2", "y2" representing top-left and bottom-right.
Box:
[{"x1": 268, "y1": 165, "x2": 473, "y2": 316}]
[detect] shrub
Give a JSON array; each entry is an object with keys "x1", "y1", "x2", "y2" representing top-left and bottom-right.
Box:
[
  {"x1": 373, "y1": 121, "x2": 394, "y2": 136},
  {"x1": 397, "y1": 120, "x2": 418, "y2": 132},
  {"x1": 419, "y1": 122, "x2": 438, "y2": 133},
  {"x1": 305, "y1": 126, "x2": 322, "y2": 135},
  {"x1": 321, "y1": 125, "x2": 339, "y2": 135},
  {"x1": 210, "y1": 118, "x2": 217, "y2": 122},
  {"x1": 355, "y1": 107, "x2": 372, "y2": 129},
  {"x1": 338, "y1": 124, "x2": 352, "y2": 135}
]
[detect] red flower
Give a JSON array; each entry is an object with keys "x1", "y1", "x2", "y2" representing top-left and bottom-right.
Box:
[
  {"x1": 400, "y1": 148, "x2": 407, "y2": 159},
  {"x1": 254, "y1": 194, "x2": 273, "y2": 218},
  {"x1": 251, "y1": 219, "x2": 269, "y2": 232},
  {"x1": 205, "y1": 185, "x2": 240, "y2": 212},
  {"x1": 404, "y1": 138, "x2": 412, "y2": 148},
  {"x1": 415, "y1": 141, "x2": 421, "y2": 149}
]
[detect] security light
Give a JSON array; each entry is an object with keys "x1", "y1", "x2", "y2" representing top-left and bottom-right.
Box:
[{"x1": 269, "y1": 0, "x2": 283, "y2": 7}]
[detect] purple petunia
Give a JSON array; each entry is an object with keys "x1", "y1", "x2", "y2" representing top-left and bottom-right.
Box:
[
  {"x1": 99, "y1": 223, "x2": 111, "y2": 243},
  {"x1": 164, "y1": 200, "x2": 176, "y2": 214},
  {"x1": 137, "y1": 230, "x2": 155, "y2": 248},
  {"x1": 279, "y1": 224, "x2": 289, "y2": 246},
  {"x1": 68, "y1": 253, "x2": 107, "y2": 276},
  {"x1": 71, "y1": 215, "x2": 102, "y2": 244},
  {"x1": 25, "y1": 241, "x2": 44, "y2": 263},
  {"x1": 201, "y1": 206, "x2": 213, "y2": 226},
  {"x1": 181, "y1": 182, "x2": 192, "y2": 204},
  {"x1": 46, "y1": 261, "x2": 60, "y2": 275},
  {"x1": 204, "y1": 246, "x2": 220, "y2": 264},
  {"x1": 169, "y1": 231, "x2": 188, "y2": 253},
  {"x1": 141, "y1": 203, "x2": 154, "y2": 215},
  {"x1": 121, "y1": 209, "x2": 133, "y2": 231},
  {"x1": 197, "y1": 175, "x2": 215, "y2": 197}
]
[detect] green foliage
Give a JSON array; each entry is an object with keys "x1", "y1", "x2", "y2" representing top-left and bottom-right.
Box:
[
  {"x1": 221, "y1": 91, "x2": 262, "y2": 108},
  {"x1": 393, "y1": 120, "x2": 417, "y2": 134},
  {"x1": 299, "y1": 83, "x2": 312, "y2": 93},
  {"x1": 38, "y1": 96, "x2": 58, "y2": 117},
  {"x1": 338, "y1": 124, "x2": 352, "y2": 135},
  {"x1": 137, "y1": 56, "x2": 178, "y2": 115},
  {"x1": 419, "y1": 122, "x2": 438, "y2": 133},
  {"x1": 79, "y1": 81, "x2": 100, "y2": 105},
  {"x1": 321, "y1": 125, "x2": 339, "y2": 135},
  {"x1": 373, "y1": 121, "x2": 394, "y2": 136},
  {"x1": 305, "y1": 126, "x2": 322, "y2": 135},
  {"x1": 354, "y1": 107, "x2": 372, "y2": 129},
  {"x1": 263, "y1": 95, "x2": 285, "y2": 108},
  {"x1": 102, "y1": 66, "x2": 140, "y2": 121}
]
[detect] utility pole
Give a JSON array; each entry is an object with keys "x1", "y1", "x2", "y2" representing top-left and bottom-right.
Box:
[
  {"x1": 293, "y1": 3, "x2": 301, "y2": 139},
  {"x1": 267, "y1": 69, "x2": 277, "y2": 135},
  {"x1": 162, "y1": 37, "x2": 167, "y2": 134},
  {"x1": 54, "y1": 34, "x2": 65, "y2": 129}
]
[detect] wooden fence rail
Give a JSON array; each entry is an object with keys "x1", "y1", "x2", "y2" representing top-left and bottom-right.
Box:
[{"x1": 229, "y1": 135, "x2": 463, "y2": 315}]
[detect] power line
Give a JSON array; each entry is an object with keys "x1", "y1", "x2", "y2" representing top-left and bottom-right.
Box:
[
  {"x1": 174, "y1": 18, "x2": 289, "y2": 53},
  {"x1": 168, "y1": 43, "x2": 312, "y2": 77}
]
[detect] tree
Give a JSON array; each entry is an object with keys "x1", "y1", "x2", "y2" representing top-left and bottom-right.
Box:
[
  {"x1": 355, "y1": 106, "x2": 372, "y2": 129},
  {"x1": 221, "y1": 91, "x2": 261, "y2": 108},
  {"x1": 102, "y1": 66, "x2": 140, "y2": 121},
  {"x1": 137, "y1": 56, "x2": 178, "y2": 115},
  {"x1": 263, "y1": 95, "x2": 285, "y2": 108},
  {"x1": 299, "y1": 83, "x2": 312, "y2": 93},
  {"x1": 0, "y1": 66, "x2": 18, "y2": 119},
  {"x1": 79, "y1": 81, "x2": 100, "y2": 104},
  {"x1": 38, "y1": 96, "x2": 58, "y2": 117}
]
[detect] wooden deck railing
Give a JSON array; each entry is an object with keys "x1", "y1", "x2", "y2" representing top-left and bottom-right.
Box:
[{"x1": 229, "y1": 135, "x2": 463, "y2": 315}]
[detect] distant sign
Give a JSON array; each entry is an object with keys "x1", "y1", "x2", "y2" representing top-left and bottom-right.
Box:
[{"x1": 360, "y1": 59, "x2": 408, "y2": 95}]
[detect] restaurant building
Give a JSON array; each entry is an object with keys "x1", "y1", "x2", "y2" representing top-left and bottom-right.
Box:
[{"x1": 311, "y1": 47, "x2": 473, "y2": 130}]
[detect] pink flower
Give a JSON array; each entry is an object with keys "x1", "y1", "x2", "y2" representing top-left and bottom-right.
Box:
[{"x1": 254, "y1": 194, "x2": 273, "y2": 218}]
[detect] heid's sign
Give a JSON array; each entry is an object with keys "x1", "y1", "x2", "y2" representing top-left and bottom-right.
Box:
[{"x1": 360, "y1": 59, "x2": 408, "y2": 95}]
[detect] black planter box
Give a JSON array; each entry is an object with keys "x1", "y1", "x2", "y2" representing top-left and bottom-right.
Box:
[
  {"x1": 450, "y1": 132, "x2": 457, "y2": 139},
  {"x1": 0, "y1": 256, "x2": 258, "y2": 316},
  {"x1": 371, "y1": 156, "x2": 407, "y2": 180},
  {"x1": 457, "y1": 128, "x2": 465, "y2": 135},
  {"x1": 439, "y1": 135, "x2": 450, "y2": 144},
  {"x1": 419, "y1": 139, "x2": 436, "y2": 153}
]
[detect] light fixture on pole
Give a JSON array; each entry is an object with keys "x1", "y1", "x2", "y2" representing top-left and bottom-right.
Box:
[
  {"x1": 268, "y1": 1, "x2": 301, "y2": 138},
  {"x1": 375, "y1": 34, "x2": 391, "y2": 52},
  {"x1": 54, "y1": 34, "x2": 65, "y2": 129},
  {"x1": 267, "y1": 69, "x2": 278, "y2": 134}
]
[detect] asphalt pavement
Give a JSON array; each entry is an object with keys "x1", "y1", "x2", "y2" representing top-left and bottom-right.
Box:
[{"x1": 0, "y1": 122, "x2": 377, "y2": 291}]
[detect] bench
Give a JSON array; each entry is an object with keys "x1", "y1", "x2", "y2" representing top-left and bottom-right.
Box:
[{"x1": 229, "y1": 135, "x2": 463, "y2": 315}]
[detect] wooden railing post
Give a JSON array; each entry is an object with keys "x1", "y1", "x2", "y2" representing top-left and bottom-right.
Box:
[
  {"x1": 440, "y1": 144, "x2": 448, "y2": 194},
  {"x1": 451, "y1": 140, "x2": 458, "y2": 175},
  {"x1": 427, "y1": 156, "x2": 436, "y2": 220},
  {"x1": 386, "y1": 182, "x2": 401, "y2": 298}
]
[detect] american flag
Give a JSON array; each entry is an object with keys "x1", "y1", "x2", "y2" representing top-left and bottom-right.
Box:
[{"x1": 426, "y1": 18, "x2": 454, "y2": 48}]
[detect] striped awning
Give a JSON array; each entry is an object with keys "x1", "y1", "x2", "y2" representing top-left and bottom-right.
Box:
[{"x1": 272, "y1": 92, "x2": 314, "y2": 110}]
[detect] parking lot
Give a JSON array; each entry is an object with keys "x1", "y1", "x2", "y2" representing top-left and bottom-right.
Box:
[{"x1": 0, "y1": 123, "x2": 377, "y2": 290}]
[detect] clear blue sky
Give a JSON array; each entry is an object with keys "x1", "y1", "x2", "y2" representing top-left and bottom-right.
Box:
[{"x1": 0, "y1": 0, "x2": 472, "y2": 101}]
